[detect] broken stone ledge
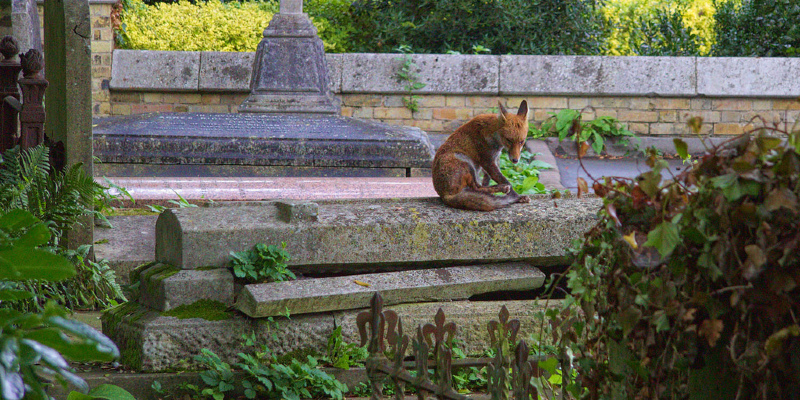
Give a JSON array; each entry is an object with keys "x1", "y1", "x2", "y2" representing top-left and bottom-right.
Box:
[
  {"x1": 155, "y1": 196, "x2": 602, "y2": 271},
  {"x1": 101, "y1": 298, "x2": 559, "y2": 372},
  {"x1": 236, "y1": 262, "x2": 545, "y2": 318}
]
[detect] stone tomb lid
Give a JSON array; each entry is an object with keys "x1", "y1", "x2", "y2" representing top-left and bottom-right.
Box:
[{"x1": 93, "y1": 113, "x2": 434, "y2": 168}]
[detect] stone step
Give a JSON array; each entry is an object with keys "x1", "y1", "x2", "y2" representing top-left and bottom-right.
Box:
[
  {"x1": 102, "y1": 298, "x2": 558, "y2": 372},
  {"x1": 155, "y1": 196, "x2": 601, "y2": 272},
  {"x1": 236, "y1": 262, "x2": 545, "y2": 318}
]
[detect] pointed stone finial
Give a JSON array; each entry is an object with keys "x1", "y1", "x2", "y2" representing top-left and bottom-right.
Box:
[{"x1": 0, "y1": 36, "x2": 19, "y2": 61}]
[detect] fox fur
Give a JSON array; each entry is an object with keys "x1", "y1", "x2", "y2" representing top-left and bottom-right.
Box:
[{"x1": 432, "y1": 100, "x2": 531, "y2": 211}]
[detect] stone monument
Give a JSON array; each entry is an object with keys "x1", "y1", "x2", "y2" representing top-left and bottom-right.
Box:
[
  {"x1": 239, "y1": 0, "x2": 339, "y2": 114},
  {"x1": 93, "y1": 0, "x2": 433, "y2": 177}
]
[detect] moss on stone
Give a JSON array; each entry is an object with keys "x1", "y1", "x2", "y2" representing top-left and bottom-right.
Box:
[
  {"x1": 275, "y1": 347, "x2": 322, "y2": 365},
  {"x1": 129, "y1": 261, "x2": 158, "y2": 283},
  {"x1": 162, "y1": 299, "x2": 232, "y2": 321}
]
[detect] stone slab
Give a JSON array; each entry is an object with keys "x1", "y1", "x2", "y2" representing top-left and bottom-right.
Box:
[
  {"x1": 93, "y1": 112, "x2": 434, "y2": 168},
  {"x1": 236, "y1": 263, "x2": 545, "y2": 317},
  {"x1": 110, "y1": 50, "x2": 200, "y2": 91},
  {"x1": 94, "y1": 163, "x2": 411, "y2": 178},
  {"x1": 102, "y1": 302, "x2": 336, "y2": 372},
  {"x1": 341, "y1": 53, "x2": 499, "y2": 94},
  {"x1": 94, "y1": 215, "x2": 157, "y2": 285},
  {"x1": 137, "y1": 264, "x2": 234, "y2": 312},
  {"x1": 102, "y1": 298, "x2": 557, "y2": 371},
  {"x1": 697, "y1": 57, "x2": 800, "y2": 98},
  {"x1": 198, "y1": 51, "x2": 254, "y2": 92},
  {"x1": 499, "y1": 55, "x2": 696, "y2": 96},
  {"x1": 155, "y1": 196, "x2": 600, "y2": 271}
]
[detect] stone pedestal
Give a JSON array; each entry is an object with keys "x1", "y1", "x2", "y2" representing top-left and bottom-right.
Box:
[{"x1": 238, "y1": 12, "x2": 339, "y2": 114}]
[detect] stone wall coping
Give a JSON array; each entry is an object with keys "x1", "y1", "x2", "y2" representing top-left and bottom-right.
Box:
[{"x1": 109, "y1": 50, "x2": 800, "y2": 98}]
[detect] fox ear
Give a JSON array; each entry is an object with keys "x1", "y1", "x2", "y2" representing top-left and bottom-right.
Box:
[
  {"x1": 517, "y1": 100, "x2": 529, "y2": 119},
  {"x1": 498, "y1": 101, "x2": 508, "y2": 124}
]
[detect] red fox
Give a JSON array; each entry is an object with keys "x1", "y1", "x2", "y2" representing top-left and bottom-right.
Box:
[{"x1": 432, "y1": 100, "x2": 530, "y2": 211}]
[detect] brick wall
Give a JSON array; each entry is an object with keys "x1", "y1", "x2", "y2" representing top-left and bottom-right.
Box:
[
  {"x1": 35, "y1": 1, "x2": 115, "y2": 116},
  {"x1": 105, "y1": 91, "x2": 800, "y2": 137},
  {"x1": 66, "y1": 2, "x2": 800, "y2": 139}
]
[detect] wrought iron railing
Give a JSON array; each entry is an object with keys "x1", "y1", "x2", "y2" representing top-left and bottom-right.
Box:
[
  {"x1": 356, "y1": 292, "x2": 570, "y2": 400},
  {"x1": 0, "y1": 35, "x2": 48, "y2": 154}
]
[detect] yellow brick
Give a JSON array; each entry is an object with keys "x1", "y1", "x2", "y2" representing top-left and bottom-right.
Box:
[
  {"x1": 92, "y1": 89, "x2": 109, "y2": 102},
  {"x1": 382, "y1": 95, "x2": 405, "y2": 108},
  {"x1": 753, "y1": 100, "x2": 772, "y2": 111},
  {"x1": 433, "y1": 108, "x2": 457, "y2": 120},
  {"x1": 524, "y1": 96, "x2": 568, "y2": 110},
  {"x1": 342, "y1": 94, "x2": 382, "y2": 107},
  {"x1": 652, "y1": 98, "x2": 690, "y2": 110},
  {"x1": 691, "y1": 98, "x2": 713, "y2": 111},
  {"x1": 91, "y1": 4, "x2": 112, "y2": 16},
  {"x1": 142, "y1": 93, "x2": 163, "y2": 103},
  {"x1": 415, "y1": 95, "x2": 446, "y2": 108},
  {"x1": 201, "y1": 94, "x2": 221, "y2": 105},
  {"x1": 221, "y1": 94, "x2": 249, "y2": 105},
  {"x1": 374, "y1": 107, "x2": 412, "y2": 119},
  {"x1": 627, "y1": 123, "x2": 649, "y2": 135},
  {"x1": 93, "y1": 101, "x2": 111, "y2": 116},
  {"x1": 408, "y1": 120, "x2": 435, "y2": 131},
  {"x1": 714, "y1": 123, "x2": 752, "y2": 135},
  {"x1": 629, "y1": 98, "x2": 655, "y2": 110},
  {"x1": 352, "y1": 107, "x2": 373, "y2": 119},
  {"x1": 111, "y1": 104, "x2": 131, "y2": 115},
  {"x1": 91, "y1": 40, "x2": 112, "y2": 54},
  {"x1": 712, "y1": 99, "x2": 752, "y2": 111},
  {"x1": 412, "y1": 109, "x2": 433, "y2": 120},
  {"x1": 650, "y1": 123, "x2": 683, "y2": 135},
  {"x1": 91, "y1": 66, "x2": 111, "y2": 80},
  {"x1": 110, "y1": 92, "x2": 141, "y2": 103},
  {"x1": 445, "y1": 96, "x2": 465, "y2": 107},
  {"x1": 679, "y1": 111, "x2": 720, "y2": 124},
  {"x1": 720, "y1": 111, "x2": 745, "y2": 123},
  {"x1": 591, "y1": 97, "x2": 630, "y2": 108},
  {"x1": 533, "y1": 109, "x2": 556, "y2": 122},
  {"x1": 658, "y1": 110, "x2": 678, "y2": 123},
  {"x1": 340, "y1": 107, "x2": 354, "y2": 117},
  {"x1": 189, "y1": 105, "x2": 230, "y2": 113},
  {"x1": 774, "y1": 99, "x2": 800, "y2": 110},
  {"x1": 455, "y1": 109, "x2": 473, "y2": 120},
  {"x1": 568, "y1": 97, "x2": 590, "y2": 110},
  {"x1": 618, "y1": 110, "x2": 658, "y2": 122},
  {"x1": 465, "y1": 96, "x2": 498, "y2": 108},
  {"x1": 177, "y1": 93, "x2": 202, "y2": 104},
  {"x1": 594, "y1": 109, "x2": 618, "y2": 119}
]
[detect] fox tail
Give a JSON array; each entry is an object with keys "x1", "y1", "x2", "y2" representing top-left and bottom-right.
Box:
[{"x1": 441, "y1": 189, "x2": 521, "y2": 211}]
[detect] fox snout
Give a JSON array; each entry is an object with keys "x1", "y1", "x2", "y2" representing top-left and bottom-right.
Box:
[{"x1": 510, "y1": 157, "x2": 519, "y2": 164}]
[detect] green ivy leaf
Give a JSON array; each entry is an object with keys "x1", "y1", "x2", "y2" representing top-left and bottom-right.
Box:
[
  {"x1": 0, "y1": 248, "x2": 75, "y2": 281},
  {"x1": 643, "y1": 221, "x2": 680, "y2": 257},
  {"x1": 673, "y1": 138, "x2": 689, "y2": 160}
]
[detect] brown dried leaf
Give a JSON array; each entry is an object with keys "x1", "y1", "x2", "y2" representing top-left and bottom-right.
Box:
[
  {"x1": 687, "y1": 116, "x2": 704, "y2": 134},
  {"x1": 698, "y1": 319, "x2": 724, "y2": 347},
  {"x1": 743, "y1": 244, "x2": 767, "y2": 281},
  {"x1": 606, "y1": 203, "x2": 622, "y2": 227},
  {"x1": 578, "y1": 141, "x2": 590, "y2": 158},
  {"x1": 682, "y1": 308, "x2": 697, "y2": 322},
  {"x1": 765, "y1": 187, "x2": 798, "y2": 212},
  {"x1": 577, "y1": 177, "x2": 588, "y2": 198},
  {"x1": 593, "y1": 181, "x2": 608, "y2": 198}
]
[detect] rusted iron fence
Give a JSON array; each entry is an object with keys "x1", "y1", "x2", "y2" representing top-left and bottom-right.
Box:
[
  {"x1": 357, "y1": 293, "x2": 570, "y2": 399},
  {"x1": 0, "y1": 35, "x2": 48, "y2": 153}
]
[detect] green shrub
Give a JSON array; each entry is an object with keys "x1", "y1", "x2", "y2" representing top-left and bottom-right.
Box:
[
  {"x1": 0, "y1": 209, "x2": 133, "y2": 400},
  {"x1": 229, "y1": 242, "x2": 295, "y2": 283},
  {"x1": 0, "y1": 145, "x2": 126, "y2": 313},
  {"x1": 117, "y1": 0, "x2": 350, "y2": 53},
  {"x1": 546, "y1": 126, "x2": 800, "y2": 398},
  {"x1": 713, "y1": 0, "x2": 800, "y2": 56},
  {"x1": 348, "y1": 0, "x2": 605, "y2": 55},
  {"x1": 601, "y1": 0, "x2": 719, "y2": 56}
]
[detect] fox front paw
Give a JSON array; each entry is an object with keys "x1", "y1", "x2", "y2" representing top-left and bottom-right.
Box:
[
  {"x1": 496, "y1": 184, "x2": 512, "y2": 194},
  {"x1": 516, "y1": 195, "x2": 531, "y2": 204}
]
